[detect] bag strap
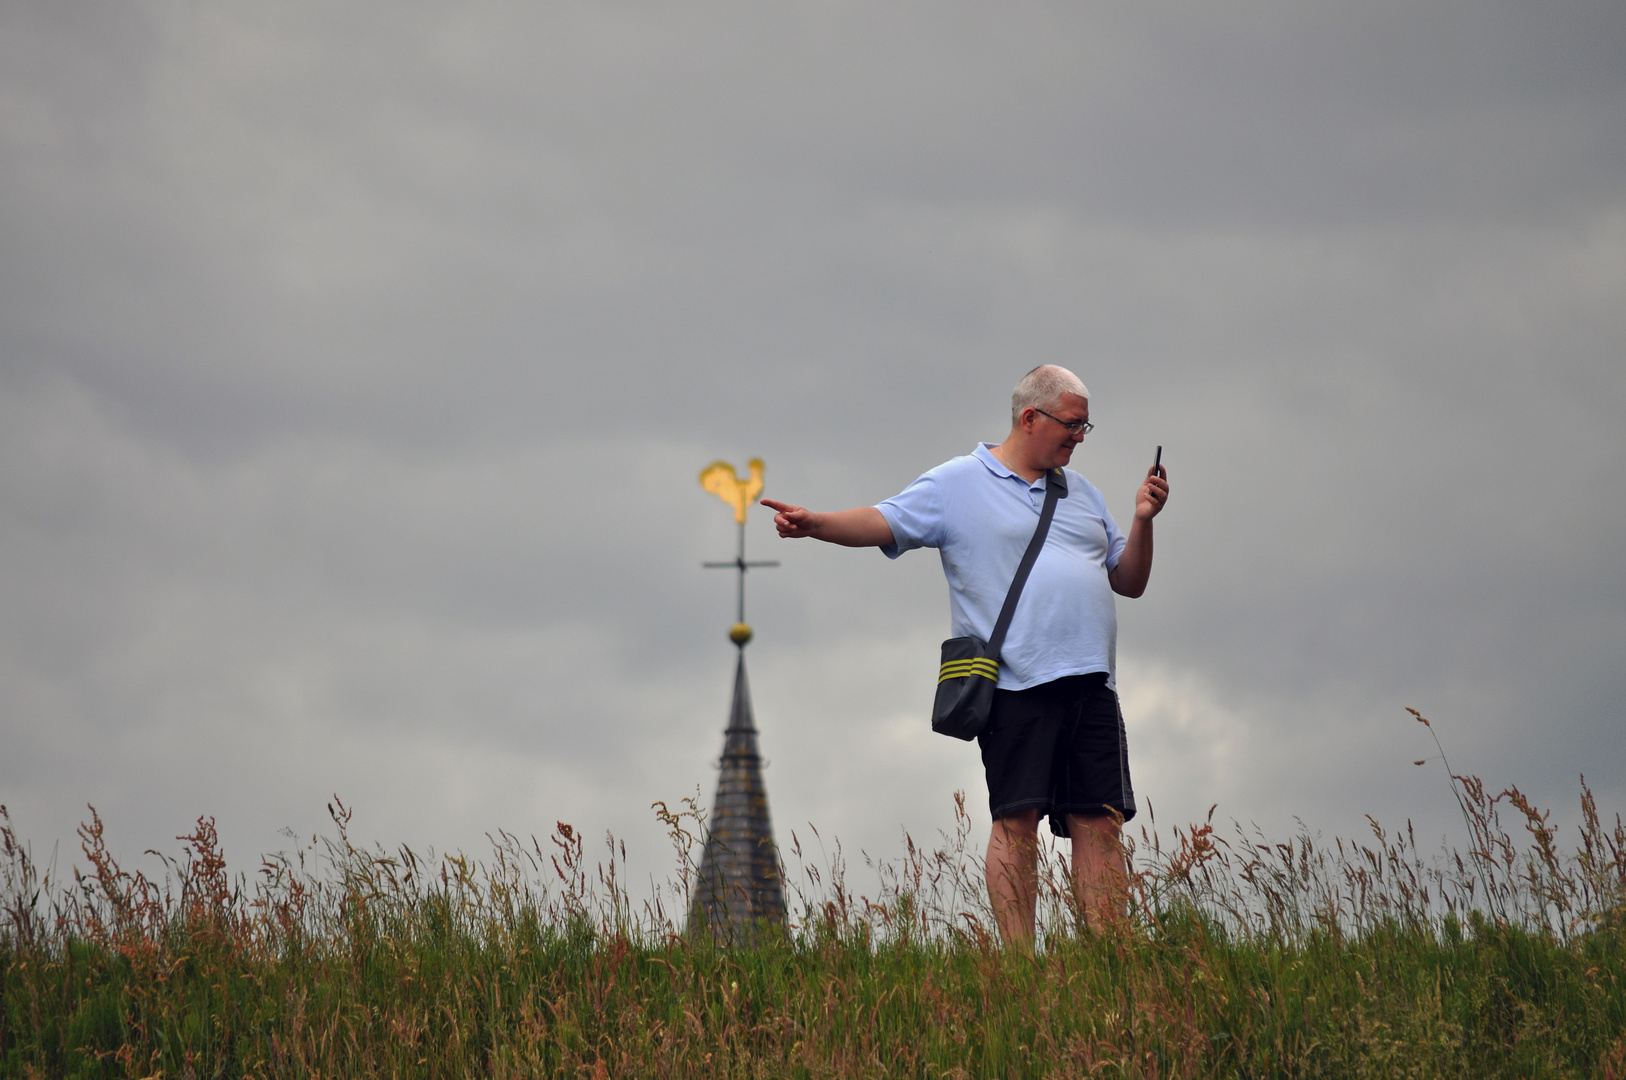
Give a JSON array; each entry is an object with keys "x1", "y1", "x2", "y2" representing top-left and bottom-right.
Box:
[{"x1": 986, "y1": 467, "x2": 1067, "y2": 660}]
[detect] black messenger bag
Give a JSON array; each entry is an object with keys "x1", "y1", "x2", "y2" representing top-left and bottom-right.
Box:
[{"x1": 931, "y1": 467, "x2": 1067, "y2": 740}]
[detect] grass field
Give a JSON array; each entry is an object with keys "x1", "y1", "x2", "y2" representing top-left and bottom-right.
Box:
[{"x1": 4, "y1": 714, "x2": 1624, "y2": 1078}]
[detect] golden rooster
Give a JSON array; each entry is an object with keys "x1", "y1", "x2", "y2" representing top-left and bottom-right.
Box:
[{"x1": 699, "y1": 459, "x2": 764, "y2": 524}]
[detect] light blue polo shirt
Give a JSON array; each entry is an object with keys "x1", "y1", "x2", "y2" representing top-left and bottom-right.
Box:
[{"x1": 876, "y1": 444, "x2": 1127, "y2": 691}]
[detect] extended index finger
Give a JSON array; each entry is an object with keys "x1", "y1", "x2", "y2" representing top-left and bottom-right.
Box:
[{"x1": 759, "y1": 498, "x2": 798, "y2": 513}]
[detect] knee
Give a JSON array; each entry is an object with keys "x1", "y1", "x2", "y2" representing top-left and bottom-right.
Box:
[
  {"x1": 995, "y1": 809, "x2": 1042, "y2": 838},
  {"x1": 1068, "y1": 811, "x2": 1121, "y2": 840}
]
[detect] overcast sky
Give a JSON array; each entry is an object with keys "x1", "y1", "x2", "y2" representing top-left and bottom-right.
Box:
[{"x1": 3, "y1": 1, "x2": 1623, "y2": 899}]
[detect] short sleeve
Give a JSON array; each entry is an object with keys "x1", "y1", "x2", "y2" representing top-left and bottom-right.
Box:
[
  {"x1": 1102, "y1": 503, "x2": 1127, "y2": 571},
  {"x1": 875, "y1": 471, "x2": 946, "y2": 559}
]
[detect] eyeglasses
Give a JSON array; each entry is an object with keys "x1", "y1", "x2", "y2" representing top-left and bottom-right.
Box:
[{"x1": 1033, "y1": 408, "x2": 1094, "y2": 437}]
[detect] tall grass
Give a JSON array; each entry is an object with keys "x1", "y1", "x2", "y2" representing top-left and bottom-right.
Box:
[{"x1": 3, "y1": 714, "x2": 1625, "y2": 1077}]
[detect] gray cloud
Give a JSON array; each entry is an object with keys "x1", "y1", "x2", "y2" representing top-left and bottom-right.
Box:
[{"x1": 2, "y1": 1, "x2": 1622, "y2": 891}]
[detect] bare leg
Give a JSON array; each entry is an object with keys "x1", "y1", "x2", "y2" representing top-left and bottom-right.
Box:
[
  {"x1": 986, "y1": 810, "x2": 1041, "y2": 948},
  {"x1": 1067, "y1": 811, "x2": 1127, "y2": 931}
]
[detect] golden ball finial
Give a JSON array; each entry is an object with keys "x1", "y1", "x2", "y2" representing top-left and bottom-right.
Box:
[{"x1": 729, "y1": 622, "x2": 753, "y2": 645}]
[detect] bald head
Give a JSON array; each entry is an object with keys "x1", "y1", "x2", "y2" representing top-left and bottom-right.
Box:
[{"x1": 1011, "y1": 365, "x2": 1089, "y2": 427}]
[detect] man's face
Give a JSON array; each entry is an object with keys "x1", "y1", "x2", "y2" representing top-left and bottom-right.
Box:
[{"x1": 1028, "y1": 392, "x2": 1090, "y2": 468}]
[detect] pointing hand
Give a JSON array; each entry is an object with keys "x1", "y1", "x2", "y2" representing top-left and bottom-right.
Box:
[{"x1": 761, "y1": 499, "x2": 817, "y2": 539}]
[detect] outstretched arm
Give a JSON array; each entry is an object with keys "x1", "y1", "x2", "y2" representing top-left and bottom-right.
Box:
[
  {"x1": 761, "y1": 499, "x2": 895, "y2": 547},
  {"x1": 1108, "y1": 465, "x2": 1169, "y2": 598}
]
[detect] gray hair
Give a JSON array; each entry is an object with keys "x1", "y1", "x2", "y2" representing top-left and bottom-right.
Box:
[{"x1": 1011, "y1": 365, "x2": 1089, "y2": 426}]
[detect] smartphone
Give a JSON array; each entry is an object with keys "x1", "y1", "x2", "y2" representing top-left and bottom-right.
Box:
[{"x1": 1152, "y1": 445, "x2": 1163, "y2": 478}]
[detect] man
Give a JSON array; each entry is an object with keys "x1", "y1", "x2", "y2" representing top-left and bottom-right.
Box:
[{"x1": 761, "y1": 365, "x2": 1168, "y2": 946}]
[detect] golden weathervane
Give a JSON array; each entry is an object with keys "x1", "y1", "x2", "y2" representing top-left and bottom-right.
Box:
[{"x1": 700, "y1": 459, "x2": 778, "y2": 647}]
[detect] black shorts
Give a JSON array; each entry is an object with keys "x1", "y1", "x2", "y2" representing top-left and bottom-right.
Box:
[{"x1": 977, "y1": 671, "x2": 1136, "y2": 838}]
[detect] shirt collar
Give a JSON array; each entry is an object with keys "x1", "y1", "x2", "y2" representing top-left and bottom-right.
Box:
[{"x1": 974, "y1": 443, "x2": 1048, "y2": 488}]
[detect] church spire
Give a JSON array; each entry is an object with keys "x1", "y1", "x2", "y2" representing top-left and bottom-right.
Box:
[{"x1": 688, "y1": 460, "x2": 787, "y2": 939}]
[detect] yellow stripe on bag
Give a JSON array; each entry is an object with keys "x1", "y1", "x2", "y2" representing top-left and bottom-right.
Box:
[
  {"x1": 938, "y1": 658, "x2": 999, "y2": 683},
  {"x1": 938, "y1": 669, "x2": 998, "y2": 684},
  {"x1": 938, "y1": 658, "x2": 996, "y2": 671},
  {"x1": 938, "y1": 658, "x2": 998, "y2": 672}
]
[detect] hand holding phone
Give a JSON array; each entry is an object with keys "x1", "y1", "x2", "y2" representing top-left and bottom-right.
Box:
[{"x1": 1134, "y1": 446, "x2": 1169, "y2": 521}]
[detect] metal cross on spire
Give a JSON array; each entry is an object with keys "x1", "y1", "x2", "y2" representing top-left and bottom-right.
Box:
[{"x1": 700, "y1": 459, "x2": 779, "y2": 647}]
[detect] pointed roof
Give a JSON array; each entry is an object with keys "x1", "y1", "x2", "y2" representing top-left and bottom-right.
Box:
[{"x1": 688, "y1": 651, "x2": 787, "y2": 939}]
